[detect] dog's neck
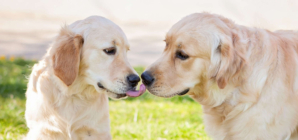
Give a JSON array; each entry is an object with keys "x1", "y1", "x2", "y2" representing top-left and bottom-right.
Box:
[
  {"x1": 53, "y1": 74, "x2": 104, "y2": 102},
  {"x1": 191, "y1": 26, "x2": 287, "y2": 122},
  {"x1": 190, "y1": 74, "x2": 256, "y2": 130},
  {"x1": 31, "y1": 58, "x2": 105, "y2": 104}
]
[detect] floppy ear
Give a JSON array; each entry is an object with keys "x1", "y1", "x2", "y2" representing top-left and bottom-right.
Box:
[
  {"x1": 52, "y1": 27, "x2": 84, "y2": 86},
  {"x1": 209, "y1": 32, "x2": 245, "y2": 89}
]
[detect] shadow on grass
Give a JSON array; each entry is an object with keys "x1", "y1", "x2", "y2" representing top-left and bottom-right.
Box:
[{"x1": 0, "y1": 83, "x2": 27, "y2": 99}]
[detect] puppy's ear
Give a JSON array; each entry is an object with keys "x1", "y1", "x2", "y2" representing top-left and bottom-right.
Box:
[
  {"x1": 52, "y1": 27, "x2": 84, "y2": 86},
  {"x1": 209, "y1": 32, "x2": 245, "y2": 89}
]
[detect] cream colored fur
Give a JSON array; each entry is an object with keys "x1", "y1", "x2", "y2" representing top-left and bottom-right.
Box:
[
  {"x1": 144, "y1": 13, "x2": 298, "y2": 140},
  {"x1": 25, "y1": 16, "x2": 137, "y2": 140}
]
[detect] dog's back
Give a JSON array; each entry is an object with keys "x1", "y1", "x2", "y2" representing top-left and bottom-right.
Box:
[{"x1": 275, "y1": 30, "x2": 298, "y2": 53}]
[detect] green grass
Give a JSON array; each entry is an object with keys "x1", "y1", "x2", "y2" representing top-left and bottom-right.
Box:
[{"x1": 0, "y1": 58, "x2": 209, "y2": 140}]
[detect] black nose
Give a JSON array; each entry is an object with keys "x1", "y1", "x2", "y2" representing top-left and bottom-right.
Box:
[
  {"x1": 127, "y1": 74, "x2": 140, "y2": 87},
  {"x1": 141, "y1": 71, "x2": 155, "y2": 86}
]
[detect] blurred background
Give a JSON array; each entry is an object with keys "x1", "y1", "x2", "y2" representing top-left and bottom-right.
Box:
[
  {"x1": 1, "y1": 0, "x2": 298, "y2": 66},
  {"x1": 1, "y1": 0, "x2": 298, "y2": 139}
]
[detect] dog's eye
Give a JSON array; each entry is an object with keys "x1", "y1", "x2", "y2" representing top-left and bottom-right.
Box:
[
  {"x1": 103, "y1": 47, "x2": 116, "y2": 55},
  {"x1": 176, "y1": 51, "x2": 189, "y2": 60}
]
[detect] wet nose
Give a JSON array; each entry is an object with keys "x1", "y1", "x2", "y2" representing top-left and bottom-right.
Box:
[
  {"x1": 127, "y1": 74, "x2": 140, "y2": 87},
  {"x1": 141, "y1": 71, "x2": 155, "y2": 86}
]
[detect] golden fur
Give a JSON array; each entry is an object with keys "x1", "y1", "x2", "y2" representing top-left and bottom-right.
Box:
[
  {"x1": 25, "y1": 16, "x2": 138, "y2": 140},
  {"x1": 144, "y1": 13, "x2": 298, "y2": 139}
]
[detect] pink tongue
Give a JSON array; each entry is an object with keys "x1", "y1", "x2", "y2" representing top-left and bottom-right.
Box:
[{"x1": 126, "y1": 84, "x2": 146, "y2": 97}]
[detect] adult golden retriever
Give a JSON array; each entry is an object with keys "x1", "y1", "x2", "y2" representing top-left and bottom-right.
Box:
[
  {"x1": 141, "y1": 13, "x2": 298, "y2": 139},
  {"x1": 25, "y1": 16, "x2": 145, "y2": 140}
]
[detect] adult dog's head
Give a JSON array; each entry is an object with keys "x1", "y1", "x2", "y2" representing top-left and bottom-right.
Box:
[
  {"x1": 141, "y1": 13, "x2": 245, "y2": 99},
  {"x1": 50, "y1": 16, "x2": 144, "y2": 99}
]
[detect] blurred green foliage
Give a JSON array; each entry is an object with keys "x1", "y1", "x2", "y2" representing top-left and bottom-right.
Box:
[
  {"x1": 0, "y1": 58, "x2": 36, "y2": 99},
  {"x1": 0, "y1": 58, "x2": 35, "y2": 139}
]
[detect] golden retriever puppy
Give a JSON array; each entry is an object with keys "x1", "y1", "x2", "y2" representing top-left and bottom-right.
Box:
[
  {"x1": 141, "y1": 13, "x2": 298, "y2": 140},
  {"x1": 25, "y1": 16, "x2": 146, "y2": 140}
]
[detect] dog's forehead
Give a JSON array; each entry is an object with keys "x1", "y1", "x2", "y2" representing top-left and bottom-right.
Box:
[
  {"x1": 165, "y1": 29, "x2": 212, "y2": 58},
  {"x1": 72, "y1": 16, "x2": 125, "y2": 36},
  {"x1": 86, "y1": 28, "x2": 128, "y2": 46},
  {"x1": 165, "y1": 32, "x2": 192, "y2": 48},
  {"x1": 70, "y1": 16, "x2": 129, "y2": 49},
  {"x1": 70, "y1": 16, "x2": 119, "y2": 31},
  {"x1": 165, "y1": 18, "x2": 201, "y2": 48}
]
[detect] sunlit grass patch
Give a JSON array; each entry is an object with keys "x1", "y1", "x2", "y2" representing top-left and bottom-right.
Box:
[
  {"x1": 110, "y1": 100, "x2": 209, "y2": 140},
  {"x1": 0, "y1": 97, "x2": 27, "y2": 140}
]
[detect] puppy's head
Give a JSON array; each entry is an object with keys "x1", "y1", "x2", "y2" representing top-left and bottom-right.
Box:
[
  {"x1": 51, "y1": 16, "x2": 144, "y2": 99},
  {"x1": 142, "y1": 13, "x2": 245, "y2": 98}
]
